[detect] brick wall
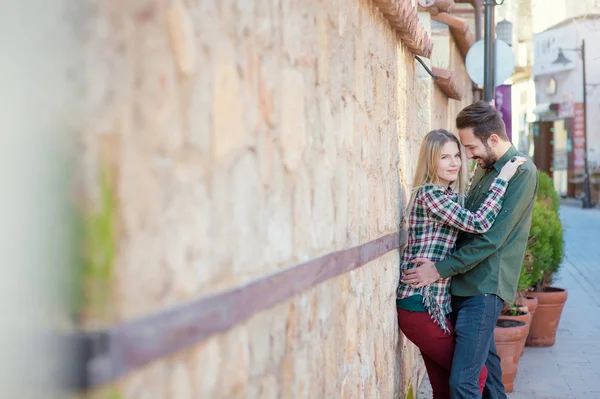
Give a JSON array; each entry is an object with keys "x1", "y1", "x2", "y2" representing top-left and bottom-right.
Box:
[{"x1": 77, "y1": 0, "x2": 472, "y2": 398}]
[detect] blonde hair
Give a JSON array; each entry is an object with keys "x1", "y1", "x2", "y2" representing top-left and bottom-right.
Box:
[{"x1": 406, "y1": 129, "x2": 466, "y2": 216}]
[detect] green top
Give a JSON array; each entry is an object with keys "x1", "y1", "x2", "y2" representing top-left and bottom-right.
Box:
[
  {"x1": 396, "y1": 295, "x2": 427, "y2": 312},
  {"x1": 435, "y1": 146, "x2": 538, "y2": 304}
]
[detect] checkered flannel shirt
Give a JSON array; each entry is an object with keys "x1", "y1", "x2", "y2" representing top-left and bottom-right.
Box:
[{"x1": 397, "y1": 177, "x2": 508, "y2": 331}]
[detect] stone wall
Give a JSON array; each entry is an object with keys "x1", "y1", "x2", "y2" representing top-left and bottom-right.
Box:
[{"x1": 76, "y1": 0, "x2": 472, "y2": 398}]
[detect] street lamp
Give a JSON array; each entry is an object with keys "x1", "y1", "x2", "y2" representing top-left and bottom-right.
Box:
[
  {"x1": 553, "y1": 40, "x2": 595, "y2": 209},
  {"x1": 483, "y1": 0, "x2": 497, "y2": 102}
]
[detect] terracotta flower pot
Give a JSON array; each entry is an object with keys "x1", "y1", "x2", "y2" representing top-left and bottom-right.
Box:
[
  {"x1": 494, "y1": 319, "x2": 528, "y2": 393},
  {"x1": 516, "y1": 296, "x2": 539, "y2": 319},
  {"x1": 526, "y1": 287, "x2": 568, "y2": 347},
  {"x1": 499, "y1": 309, "x2": 531, "y2": 358}
]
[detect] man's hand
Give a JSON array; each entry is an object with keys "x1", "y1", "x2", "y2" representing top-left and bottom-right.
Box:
[{"x1": 402, "y1": 258, "x2": 441, "y2": 288}]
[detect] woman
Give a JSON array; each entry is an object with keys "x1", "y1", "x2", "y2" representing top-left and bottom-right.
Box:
[{"x1": 396, "y1": 129, "x2": 525, "y2": 398}]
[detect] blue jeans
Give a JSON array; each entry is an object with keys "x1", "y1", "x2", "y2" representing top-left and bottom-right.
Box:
[{"x1": 449, "y1": 294, "x2": 506, "y2": 399}]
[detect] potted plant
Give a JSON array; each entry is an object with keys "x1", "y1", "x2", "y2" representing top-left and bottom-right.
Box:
[
  {"x1": 519, "y1": 173, "x2": 567, "y2": 347},
  {"x1": 499, "y1": 303, "x2": 531, "y2": 358},
  {"x1": 515, "y1": 248, "x2": 539, "y2": 319},
  {"x1": 494, "y1": 319, "x2": 528, "y2": 393}
]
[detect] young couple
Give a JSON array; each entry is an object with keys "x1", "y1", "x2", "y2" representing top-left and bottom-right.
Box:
[{"x1": 397, "y1": 101, "x2": 538, "y2": 399}]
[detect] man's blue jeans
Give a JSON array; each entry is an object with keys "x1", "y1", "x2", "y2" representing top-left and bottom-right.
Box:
[{"x1": 449, "y1": 294, "x2": 506, "y2": 399}]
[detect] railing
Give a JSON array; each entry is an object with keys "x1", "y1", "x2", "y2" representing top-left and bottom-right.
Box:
[{"x1": 65, "y1": 230, "x2": 407, "y2": 390}]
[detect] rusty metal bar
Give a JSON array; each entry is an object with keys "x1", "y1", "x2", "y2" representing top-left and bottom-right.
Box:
[{"x1": 65, "y1": 230, "x2": 407, "y2": 390}]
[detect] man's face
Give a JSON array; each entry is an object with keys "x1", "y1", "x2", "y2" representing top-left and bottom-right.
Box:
[{"x1": 458, "y1": 127, "x2": 497, "y2": 170}]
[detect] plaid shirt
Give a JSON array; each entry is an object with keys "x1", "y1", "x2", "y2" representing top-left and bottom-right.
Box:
[{"x1": 397, "y1": 177, "x2": 508, "y2": 332}]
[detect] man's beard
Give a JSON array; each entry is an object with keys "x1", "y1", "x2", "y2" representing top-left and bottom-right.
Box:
[{"x1": 474, "y1": 148, "x2": 497, "y2": 170}]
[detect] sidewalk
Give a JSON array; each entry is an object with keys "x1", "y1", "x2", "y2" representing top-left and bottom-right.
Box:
[
  {"x1": 511, "y1": 204, "x2": 600, "y2": 398},
  {"x1": 418, "y1": 204, "x2": 600, "y2": 398}
]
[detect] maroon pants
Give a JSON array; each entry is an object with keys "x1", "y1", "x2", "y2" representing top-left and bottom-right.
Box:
[{"x1": 397, "y1": 307, "x2": 488, "y2": 399}]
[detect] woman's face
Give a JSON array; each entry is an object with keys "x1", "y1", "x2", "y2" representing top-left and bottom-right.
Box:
[{"x1": 437, "y1": 141, "x2": 462, "y2": 186}]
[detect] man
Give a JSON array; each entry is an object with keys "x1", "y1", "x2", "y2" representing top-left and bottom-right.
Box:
[{"x1": 403, "y1": 101, "x2": 538, "y2": 399}]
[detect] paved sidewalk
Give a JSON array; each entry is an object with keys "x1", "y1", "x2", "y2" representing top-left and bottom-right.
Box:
[
  {"x1": 418, "y1": 204, "x2": 600, "y2": 398},
  {"x1": 511, "y1": 204, "x2": 600, "y2": 399}
]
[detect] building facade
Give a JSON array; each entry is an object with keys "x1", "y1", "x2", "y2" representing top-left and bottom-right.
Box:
[{"x1": 532, "y1": 16, "x2": 600, "y2": 201}]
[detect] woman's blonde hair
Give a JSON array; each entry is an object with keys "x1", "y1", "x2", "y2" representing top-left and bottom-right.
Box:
[{"x1": 406, "y1": 129, "x2": 466, "y2": 215}]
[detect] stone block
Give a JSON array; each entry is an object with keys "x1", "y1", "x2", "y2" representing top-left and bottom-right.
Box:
[
  {"x1": 216, "y1": 325, "x2": 251, "y2": 398},
  {"x1": 264, "y1": 149, "x2": 294, "y2": 269},
  {"x1": 168, "y1": 360, "x2": 193, "y2": 399},
  {"x1": 211, "y1": 42, "x2": 246, "y2": 163},
  {"x1": 310, "y1": 159, "x2": 335, "y2": 252},
  {"x1": 280, "y1": 68, "x2": 307, "y2": 171},
  {"x1": 332, "y1": 158, "x2": 349, "y2": 246},
  {"x1": 291, "y1": 167, "x2": 312, "y2": 261},
  {"x1": 120, "y1": 359, "x2": 169, "y2": 399},
  {"x1": 186, "y1": 55, "x2": 212, "y2": 156},
  {"x1": 317, "y1": 13, "x2": 330, "y2": 85},
  {"x1": 246, "y1": 312, "x2": 273, "y2": 378},
  {"x1": 193, "y1": 338, "x2": 221, "y2": 399},
  {"x1": 230, "y1": 152, "x2": 265, "y2": 278},
  {"x1": 167, "y1": 0, "x2": 197, "y2": 76},
  {"x1": 354, "y1": 31, "x2": 365, "y2": 106},
  {"x1": 256, "y1": 374, "x2": 279, "y2": 399}
]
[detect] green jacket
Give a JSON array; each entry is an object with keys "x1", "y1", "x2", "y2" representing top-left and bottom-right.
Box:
[{"x1": 436, "y1": 146, "x2": 538, "y2": 303}]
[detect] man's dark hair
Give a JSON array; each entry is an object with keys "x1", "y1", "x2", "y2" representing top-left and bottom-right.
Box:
[{"x1": 456, "y1": 101, "x2": 508, "y2": 145}]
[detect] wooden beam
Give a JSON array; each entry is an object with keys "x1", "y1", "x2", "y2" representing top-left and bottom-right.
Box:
[
  {"x1": 418, "y1": 0, "x2": 456, "y2": 16},
  {"x1": 432, "y1": 67, "x2": 465, "y2": 100},
  {"x1": 432, "y1": 12, "x2": 475, "y2": 58}
]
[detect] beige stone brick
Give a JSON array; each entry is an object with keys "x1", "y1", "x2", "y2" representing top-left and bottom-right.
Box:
[
  {"x1": 355, "y1": 167, "x2": 369, "y2": 242},
  {"x1": 211, "y1": 41, "x2": 246, "y2": 163},
  {"x1": 368, "y1": 173, "x2": 385, "y2": 236},
  {"x1": 295, "y1": 290, "x2": 318, "y2": 344},
  {"x1": 217, "y1": 325, "x2": 251, "y2": 398},
  {"x1": 255, "y1": 0, "x2": 281, "y2": 50},
  {"x1": 308, "y1": 338, "x2": 326, "y2": 397},
  {"x1": 246, "y1": 312, "x2": 273, "y2": 379},
  {"x1": 208, "y1": 163, "x2": 236, "y2": 286},
  {"x1": 240, "y1": 35, "x2": 261, "y2": 137},
  {"x1": 281, "y1": 0, "x2": 315, "y2": 66},
  {"x1": 351, "y1": 110, "x2": 365, "y2": 184},
  {"x1": 193, "y1": 338, "x2": 221, "y2": 399},
  {"x1": 354, "y1": 31, "x2": 365, "y2": 106},
  {"x1": 167, "y1": 0, "x2": 197, "y2": 76},
  {"x1": 134, "y1": 10, "x2": 184, "y2": 155},
  {"x1": 186, "y1": 55, "x2": 212, "y2": 156},
  {"x1": 264, "y1": 148, "x2": 293, "y2": 268},
  {"x1": 310, "y1": 159, "x2": 335, "y2": 252},
  {"x1": 120, "y1": 359, "x2": 169, "y2": 399},
  {"x1": 333, "y1": 157, "x2": 349, "y2": 246},
  {"x1": 291, "y1": 167, "x2": 312, "y2": 261},
  {"x1": 346, "y1": 163, "x2": 359, "y2": 246},
  {"x1": 317, "y1": 13, "x2": 330, "y2": 85},
  {"x1": 278, "y1": 352, "x2": 295, "y2": 399},
  {"x1": 323, "y1": 329, "x2": 342, "y2": 396},
  {"x1": 256, "y1": 374, "x2": 279, "y2": 399},
  {"x1": 292, "y1": 345, "x2": 311, "y2": 399},
  {"x1": 230, "y1": 151, "x2": 265, "y2": 279},
  {"x1": 280, "y1": 68, "x2": 307, "y2": 171},
  {"x1": 118, "y1": 231, "x2": 166, "y2": 319},
  {"x1": 345, "y1": 298, "x2": 359, "y2": 361},
  {"x1": 267, "y1": 303, "x2": 288, "y2": 370},
  {"x1": 168, "y1": 360, "x2": 193, "y2": 398}
]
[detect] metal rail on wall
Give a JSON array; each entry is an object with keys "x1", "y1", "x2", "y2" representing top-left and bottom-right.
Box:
[{"x1": 58, "y1": 231, "x2": 407, "y2": 390}]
